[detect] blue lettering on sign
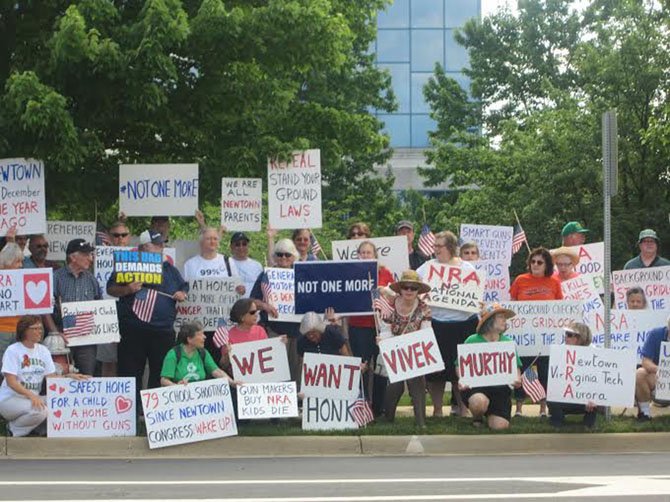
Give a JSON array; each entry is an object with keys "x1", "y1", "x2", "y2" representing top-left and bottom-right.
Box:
[{"x1": 0, "y1": 160, "x2": 42, "y2": 183}]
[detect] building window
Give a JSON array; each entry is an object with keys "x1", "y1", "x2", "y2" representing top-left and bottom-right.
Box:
[
  {"x1": 411, "y1": 30, "x2": 444, "y2": 72},
  {"x1": 411, "y1": 114, "x2": 436, "y2": 148},
  {"x1": 411, "y1": 72, "x2": 433, "y2": 114},
  {"x1": 444, "y1": 29, "x2": 469, "y2": 72},
  {"x1": 445, "y1": 0, "x2": 479, "y2": 28},
  {"x1": 380, "y1": 63, "x2": 411, "y2": 113},
  {"x1": 411, "y1": 0, "x2": 444, "y2": 28},
  {"x1": 379, "y1": 114, "x2": 411, "y2": 148},
  {"x1": 378, "y1": 0, "x2": 410, "y2": 28}
]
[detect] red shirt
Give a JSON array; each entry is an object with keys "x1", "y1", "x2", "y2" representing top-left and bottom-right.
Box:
[
  {"x1": 510, "y1": 273, "x2": 563, "y2": 301},
  {"x1": 228, "y1": 325, "x2": 268, "y2": 345}
]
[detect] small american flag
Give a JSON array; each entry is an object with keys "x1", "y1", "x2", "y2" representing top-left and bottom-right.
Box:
[
  {"x1": 417, "y1": 224, "x2": 435, "y2": 258},
  {"x1": 62, "y1": 312, "x2": 95, "y2": 338},
  {"x1": 372, "y1": 288, "x2": 393, "y2": 319},
  {"x1": 261, "y1": 272, "x2": 273, "y2": 304},
  {"x1": 133, "y1": 288, "x2": 158, "y2": 323},
  {"x1": 352, "y1": 398, "x2": 374, "y2": 427},
  {"x1": 310, "y1": 233, "x2": 322, "y2": 256},
  {"x1": 512, "y1": 223, "x2": 527, "y2": 255},
  {"x1": 213, "y1": 318, "x2": 230, "y2": 348},
  {"x1": 521, "y1": 366, "x2": 546, "y2": 403}
]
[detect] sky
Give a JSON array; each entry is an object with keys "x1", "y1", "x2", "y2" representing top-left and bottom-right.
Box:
[{"x1": 481, "y1": 0, "x2": 516, "y2": 17}]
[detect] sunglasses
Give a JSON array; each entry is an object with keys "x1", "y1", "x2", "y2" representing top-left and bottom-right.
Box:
[
  {"x1": 565, "y1": 331, "x2": 580, "y2": 339},
  {"x1": 530, "y1": 259, "x2": 545, "y2": 265},
  {"x1": 111, "y1": 232, "x2": 129, "y2": 238},
  {"x1": 401, "y1": 285, "x2": 419, "y2": 291},
  {"x1": 275, "y1": 252, "x2": 293, "y2": 258}
]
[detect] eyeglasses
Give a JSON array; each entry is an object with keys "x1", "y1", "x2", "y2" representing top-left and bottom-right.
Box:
[
  {"x1": 275, "y1": 252, "x2": 293, "y2": 258},
  {"x1": 27, "y1": 325, "x2": 43, "y2": 332},
  {"x1": 110, "y1": 232, "x2": 129, "y2": 238},
  {"x1": 530, "y1": 259, "x2": 545, "y2": 265},
  {"x1": 401, "y1": 285, "x2": 419, "y2": 291},
  {"x1": 247, "y1": 310, "x2": 258, "y2": 316},
  {"x1": 565, "y1": 331, "x2": 580, "y2": 339}
]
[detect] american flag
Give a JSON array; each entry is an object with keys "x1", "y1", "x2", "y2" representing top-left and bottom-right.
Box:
[
  {"x1": 372, "y1": 288, "x2": 393, "y2": 319},
  {"x1": 521, "y1": 366, "x2": 546, "y2": 403},
  {"x1": 310, "y1": 233, "x2": 322, "y2": 256},
  {"x1": 213, "y1": 318, "x2": 230, "y2": 348},
  {"x1": 352, "y1": 398, "x2": 374, "y2": 427},
  {"x1": 132, "y1": 288, "x2": 158, "y2": 323},
  {"x1": 417, "y1": 224, "x2": 435, "y2": 258},
  {"x1": 512, "y1": 223, "x2": 527, "y2": 255},
  {"x1": 62, "y1": 312, "x2": 95, "y2": 338},
  {"x1": 261, "y1": 272, "x2": 273, "y2": 304}
]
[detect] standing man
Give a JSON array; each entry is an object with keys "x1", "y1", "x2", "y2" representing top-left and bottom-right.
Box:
[
  {"x1": 229, "y1": 232, "x2": 263, "y2": 298},
  {"x1": 149, "y1": 216, "x2": 170, "y2": 243},
  {"x1": 561, "y1": 221, "x2": 589, "y2": 246},
  {"x1": 108, "y1": 221, "x2": 132, "y2": 247},
  {"x1": 396, "y1": 220, "x2": 426, "y2": 270},
  {"x1": 624, "y1": 229, "x2": 670, "y2": 269},
  {"x1": 23, "y1": 235, "x2": 60, "y2": 270}
]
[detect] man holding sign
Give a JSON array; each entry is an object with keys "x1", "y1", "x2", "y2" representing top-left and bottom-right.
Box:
[{"x1": 635, "y1": 314, "x2": 670, "y2": 421}]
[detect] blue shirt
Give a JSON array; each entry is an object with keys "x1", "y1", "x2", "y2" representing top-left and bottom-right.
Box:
[{"x1": 640, "y1": 326, "x2": 669, "y2": 365}]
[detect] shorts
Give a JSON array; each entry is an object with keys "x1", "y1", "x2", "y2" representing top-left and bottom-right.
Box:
[
  {"x1": 462, "y1": 385, "x2": 512, "y2": 421},
  {"x1": 96, "y1": 343, "x2": 118, "y2": 363},
  {"x1": 426, "y1": 315, "x2": 478, "y2": 382}
]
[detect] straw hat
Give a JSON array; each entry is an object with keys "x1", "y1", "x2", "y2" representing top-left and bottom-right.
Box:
[
  {"x1": 550, "y1": 246, "x2": 580, "y2": 267},
  {"x1": 476, "y1": 303, "x2": 516, "y2": 333},
  {"x1": 389, "y1": 270, "x2": 431, "y2": 295}
]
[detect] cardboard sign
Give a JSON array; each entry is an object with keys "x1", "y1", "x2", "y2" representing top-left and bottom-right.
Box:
[
  {"x1": 421, "y1": 262, "x2": 485, "y2": 313},
  {"x1": 547, "y1": 344, "x2": 636, "y2": 407},
  {"x1": 236, "y1": 382, "x2": 298, "y2": 419},
  {"x1": 294, "y1": 261, "x2": 377, "y2": 315},
  {"x1": 265, "y1": 267, "x2": 302, "y2": 322},
  {"x1": 47, "y1": 377, "x2": 136, "y2": 438},
  {"x1": 60, "y1": 300, "x2": 120, "y2": 347},
  {"x1": 221, "y1": 178, "x2": 262, "y2": 232},
  {"x1": 230, "y1": 338, "x2": 291, "y2": 383},
  {"x1": 331, "y1": 236, "x2": 409, "y2": 281},
  {"x1": 472, "y1": 260, "x2": 510, "y2": 302},
  {"x1": 119, "y1": 163, "x2": 199, "y2": 216},
  {"x1": 500, "y1": 300, "x2": 583, "y2": 356},
  {"x1": 568, "y1": 242, "x2": 604, "y2": 294},
  {"x1": 46, "y1": 221, "x2": 96, "y2": 261},
  {"x1": 612, "y1": 265, "x2": 670, "y2": 311},
  {"x1": 267, "y1": 149, "x2": 322, "y2": 229},
  {"x1": 301, "y1": 353, "x2": 362, "y2": 400},
  {"x1": 0, "y1": 158, "x2": 47, "y2": 237},
  {"x1": 302, "y1": 397, "x2": 358, "y2": 431},
  {"x1": 175, "y1": 278, "x2": 241, "y2": 330},
  {"x1": 95, "y1": 246, "x2": 173, "y2": 298},
  {"x1": 561, "y1": 275, "x2": 600, "y2": 303},
  {"x1": 655, "y1": 342, "x2": 670, "y2": 401},
  {"x1": 112, "y1": 249, "x2": 163, "y2": 284},
  {"x1": 460, "y1": 224, "x2": 514, "y2": 265},
  {"x1": 457, "y1": 342, "x2": 517, "y2": 388},
  {"x1": 141, "y1": 380, "x2": 237, "y2": 449},
  {"x1": 378, "y1": 328, "x2": 444, "y2": 383},
  {"x1": 0, "y1": 268, "x2": 53, "y2": 316}
]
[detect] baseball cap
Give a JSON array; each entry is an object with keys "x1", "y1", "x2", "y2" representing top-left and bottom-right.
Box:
[
  {"x1": 66, "y1": 239, "x2": 94, "y2": 255},
  {"x1": 139, "y1": 230, "x2": 165, "y2": 245},
  {"x1": 395, "y1": 220, "x2": 414, "y2": 232},
  {"x1": 230, "y1": 232, "x2": 250, "y2": 244},
  {"x1": 638, "y1": 229, "x2": 659, "y2": 243},
  {"x1": 561, "y1": 221, "x2": 589, "y2": 237}
]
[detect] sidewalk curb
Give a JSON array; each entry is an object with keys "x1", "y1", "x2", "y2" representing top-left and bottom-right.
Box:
[{"x1": 4, "y1": 433, "x2": 670, "y2": 459}]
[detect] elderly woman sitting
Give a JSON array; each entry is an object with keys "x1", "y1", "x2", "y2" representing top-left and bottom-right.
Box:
[{"x1": 297, "y1": 311, "x2": 350, "y2": 358}]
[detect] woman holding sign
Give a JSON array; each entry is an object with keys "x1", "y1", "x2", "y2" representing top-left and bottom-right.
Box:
[{"x1": 0, "y1": 243, "x2": 24, "y2": 368}]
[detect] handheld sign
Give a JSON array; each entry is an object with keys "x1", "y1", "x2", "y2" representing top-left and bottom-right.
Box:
[
  {"x1": 378, "y1": 328, "x2": 444, "y2": 384},
  {"x1": 268, "y1": 149, "x2": 322, "y2": 229},
  {"x1": 119, "y1": 163, "x2": 199, "y2": 216},
  {"x1": 422, "y1": 263, "x2": 484, "y2": 313},
  {"x1": 457, "y1": 342, "x2": 517, "y2": 388},
  {"x1": 612, "y1": 265, "x2": 670, "y2": 311},
  {"x1": 0, "y1": 268, "x2": 53, "y2": 316},
  {"x1": 561, "y1": 275, "x2": 600, "y2": 304},
  {"x1": 230, "y1": 338, "x2": 291, "y2": 383},
  {"x1": 237, "y1": 382, "x2": 298, "y2": 419},
  {"x1": 46, "y1": 221, "x2": 96, "y2": 261},
  {"x1": 302, "y1": 397, "x2": 358, "y2": 431},
  {"x1": 112, "y1": 249, "x2": 163, "y2": 285},
  {"x1": 301, "y1": 353, "x2": 362, "y2": 400},
  {"x1": 569, "y1": 242, "x2": 604, "y2": 294},
  {"x1": 547, "y1": 344, "x2": 636, "y2": 407},
  {"x1": 47, "y1": 377, "x2": 136, "y2": 438},
  {"x1": 221, "y1": 178, "x2": 262, "y2": 232},
  {"x1": 60, "y1": 300, "x2": 120, "y2": 347},
  {"x1": 265, "y1": 267, "x2": 302, "y2": 322},
  {"x1": 471, "y1": 260, "x2": 510, "y2": 302},
  {"x1": 331, "y1": 236, "x2": 409, "y2": 281},
  {"x1": 655, "y1": 343, "x2": 670, "y2": 401},
  {"x1": 460, "y1": 224, "x2": 514, "y2": 265},
  {"x1": 0, "y1": 158, "x2": 46, "y2": 237},
  {"x1": 175, "y1": 277, "x2": 241, "y2": 330},
  {"x1": 141, "y1": 380, "x2": 237, "y2": 449}
]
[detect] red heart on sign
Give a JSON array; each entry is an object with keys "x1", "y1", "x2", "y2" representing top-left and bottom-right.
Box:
[
  {"x1": 53, "y1": 410, "x2": 62, "y2": 418},
  {"x1": 58, "y1": 386, "x2": 65, "y2": 394},
  {"x1": 115, "y1": 396, "x2": 132, "y2": 414},
  {"x1": 48, "y1": 383, "x2": 57, "y2": 392}
]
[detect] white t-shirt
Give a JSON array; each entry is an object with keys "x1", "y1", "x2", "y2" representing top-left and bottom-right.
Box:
[
  {"x1": 231, "y1": 258, "x2": 263, "y2": 298},
  {"x1": 183, "y1": 254, "x2": 240, "y2": 280},
  {"x1": 416, "y1": 259, "x2": 478, "y2": 322},
  {"x1": 0, "y1": 342, "x2": 56, "y2": 401}
]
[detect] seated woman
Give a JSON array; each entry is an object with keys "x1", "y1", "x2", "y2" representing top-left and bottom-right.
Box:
[
  {"x1": 297, "y1": 311, "x2": 350, "y2": 358},
  {"x1": 547, "y1": 321, "x2": 597, "y2": 428},
  {"x1": 160, "y1": 321, "x2": 234, "y2": 386},
  {"x1": 457, "y1": 304, "x2": 522, "y2": 430},
  {"x1": 0, "y1": 315, "x2": 88, "y2": 437}
]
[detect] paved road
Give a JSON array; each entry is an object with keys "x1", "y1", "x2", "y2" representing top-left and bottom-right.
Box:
[{"x1": 0, "y1": 454, "x2": 669, "y2": 501}]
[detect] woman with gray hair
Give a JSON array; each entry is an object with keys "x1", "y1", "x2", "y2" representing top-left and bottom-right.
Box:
[
  {"x1": 297, "y1": 311, "x2": 350, "y2": 357},
  {"x1": 0, "y1": 243, "x2": 25, "y2": 372}
]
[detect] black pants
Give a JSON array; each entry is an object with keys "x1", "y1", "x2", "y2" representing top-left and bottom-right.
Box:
[{"x1": 547, "y1": 402, "x2": 597, "y2": 427}]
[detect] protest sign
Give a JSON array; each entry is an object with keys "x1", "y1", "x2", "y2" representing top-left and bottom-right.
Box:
[
  {"x1": 267, "y1": 149, "x2": 322, "y2": 229},
  {"x1": 612, "y1": 265, "x2": 670, "y2": 310},
  {"x1": 47, "y1": 377, "x2": 136, "y2": 438},
  {"x1": 568, "y1": 242, "x2": 604, "y2": 294},
  {"x1": 655, "y1": 343, "x2": 670, "y2": 401},
  {"x1": 471, "y1": 260, "x2": 510, "y2": 302},
  {"x1": 175, "y1": 277, "x2": 241, "y2": 330},
  {"x1": 378, "y1": 328, "x2": 444, "y2": 383},
  {"x1": 221, "y1": 178, "x2": 262, "y2": 232},
  {"x1": 119, "y1": 163, "x2": 199, "y2": 216},
  {"x1": 265, "y1": 267, "x2": 302, "y2": 322},
  {"x1": 171, "y1": 240, "x2": 200, "y2": 275},
  {"x1": 0, "y1": 268, "x2": 53, "y2": 316},
  {"x1": 500, "y1": 301, "x2": 583, "y2": 357},
  {"x1": 230, "y1": 338, "x2": 291, "y2": 383},
  {"x1": 294, "y1": 261, "x2": 377, "y2": 315},
  {"x1": 46, "y1": 221, "x2": 96, "y2": 261},
  {"x1": 60, "y1": 300, "x2": 120, "y2": 347},
  {"x1": 457, "y1": 342, "x2": 517, "y2": 388},
  {"x1": 111, "y1": 249, "x2": 162, "y2": 285},
  {"x1": 331, "y1": 236, "x2": 409, "y2": 281},
  {"x1": 460, "y1": 224, "x2": 513, "y2": 265},
  {"x1": 0, "y1": 158, "x2": 46, "y2": 237},
  {"x1": 422, "y1": 262, "x2": 485, "y2": 313},
  {"x1": 141, "y1": 379, "x2": 237, "y2": 449},
  {"x1": 301, "y1": 353, "x2": 362, "y2": 400},
  {"x1": 547, "y1": 344, "x2": 636, "y2": 407},
  {"x1": 561, "y1": 275, "x2": 600, "y2": 304},
  {"x1": 237, "y1": 382, "x2": 298, "y2": 419},
  {"x1": 302, "y1": 397, "x2": 358, "y2": 431}
]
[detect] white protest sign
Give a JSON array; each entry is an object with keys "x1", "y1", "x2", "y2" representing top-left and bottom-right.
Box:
[
  {"x1": 302, "y1": 397, "x2": 358, "y2": 431},
  {"x1": 141, "y1": 379, "x2": 237, "y2": 449},
  {"x1": 265, "y1": 267, "x2": 302, "y2": 322},
  {"x1": 0, "y1": 268, "x2": 53, "y2": 316},
  {"x1": 460, "y1": 224, "x2": 513, "y2": 265},
  {"x1": 472, "y1": 260, "x2": 510, "y2": 302},
  {"x1": 47, "y1": 377, "x2": 136, "y2": 438},
  {"x1": 175, "y1": 278, "x2": 241, "y2": 330},
  {"x1": 60, "y1": 300, "x2": 120, "y2": 347},
  {"x1": 237, "y1": 382, "x2": 298, "y2": 419},
  {"x1": 267, "y1": 149, "x2": 322, "y2": 229},
  {"x1": 421, "y1": 262, "x2": 485, "y2": 313},
  {"x1": 501, "y1": 300, "x2": 583, "y2": 357},
  {"x1": 171, "y1": 240, "x2": 200, "y2": 276},
  {"x1": 612, "y1": 265, "x2": 670, "y2": 311},
  {"x1": 46, "y1": 221, "x2": 96, "y2": 261},
  {"x1": 221, "y1": 177, "x2": 262, "y2": 232},
  {"x1": 119, "y1": 163, "x2": 199, "y2": 216},
  {"x1": 561, "y1": 275, "x2": 600, "y2": 303},
  {"x1": 230, "y1": 338, "x2": 291, "y2": 383},
  {"x1": 378, "y1": 328, "x2": 444, "y2": 383},
  {"x1": 569, "y1": 242, "x2": 604, "y2": 294},
  {"x1": 301, "y1": 353, "x2": 362, "y2": 400},
  {"x1": 457, "y1": 341, "x2": 517, "y2": 388},
  {"x1": 547, "y1": 344, "x2": 636, "y2": 407},
  {"x1": 655, "y1": 343, "x2": 670, "y2": 401},
  {"x1": 331, "y1": 235, "x2": 409, "y2": 281},
  {"x1": 0, "y1": 158, "x2": 46, "y2": 237}
]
